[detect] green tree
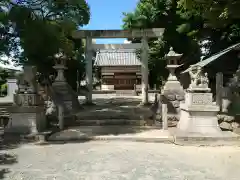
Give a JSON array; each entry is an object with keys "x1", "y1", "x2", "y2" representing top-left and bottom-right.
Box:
[
  {"x1": 123, "y1": 0, "x2": 240, "y2": 88},
  {"x1": 177, "y1": 0, "x2": 240, "y2": 93},
  {"x1": 177, "y1": 0, "x2": 240, "y2": 56},
  {"x1": 178, "y1": 0, "x2": 240, "y2": 28},
  {"x1": 122, "y1": 0, "x2": 201, "y2": 87},
  {"x1": 1, "y1": 0, "x2": 90, "y2": 89},
  {"x1": 0, "y1": 1, "x2": 20, "y2": 59}
]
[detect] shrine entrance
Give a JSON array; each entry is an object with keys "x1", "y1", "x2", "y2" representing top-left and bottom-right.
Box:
[{"x1": 72, "y1": 29, "x2": 164, "y2": 105}]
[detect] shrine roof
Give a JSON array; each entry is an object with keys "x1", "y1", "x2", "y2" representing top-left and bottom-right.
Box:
[
  {"x1": 95, "y1": 49, "x2": 141, "y2": 66},
  {"x1": 182, "y1": 42, "x2": 240, "y2": 73}
]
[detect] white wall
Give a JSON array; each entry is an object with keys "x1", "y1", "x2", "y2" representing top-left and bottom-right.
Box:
[{"x1": 101, "y1": 84, "x2": 114, "y2": 91}]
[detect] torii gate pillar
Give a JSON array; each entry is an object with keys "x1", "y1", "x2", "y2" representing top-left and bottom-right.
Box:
[
  {"x1": 85, "y1": 36, "x2": 93, "y2": 104},
  {"x1": 141, "y1": 36, "x2": 149, "y2": 105}
]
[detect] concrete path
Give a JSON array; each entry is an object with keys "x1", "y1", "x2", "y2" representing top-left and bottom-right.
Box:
[{"x1": 1, "y1": 142, "x2": 240, "y2": 180}]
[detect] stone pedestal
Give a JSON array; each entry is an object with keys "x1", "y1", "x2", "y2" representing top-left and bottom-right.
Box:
[
  {"x1": 162, "y1": 81, "x2": 185, "y2": 115},
  {"x1": 174, "y1": 65, "x2": 239, "y2": 145},
  {"x1": 51, "y1": 82, "x2": 74, "y2": 113},
  {"x1": 6, "y1": 106, "x2": 46, "y2": 134},
  {"x1": 51, "y1": 62, "x2": 81, "y2": 115},
  {"x1": 6, "y1": 93, "x2": 46, "y2": 134},
  {"x1": 6, "y1": 66, "x2": 46, "y2": 134},
  {"x1": 177, "y1": 92, "x2": 221, "y2": 134},
  {"x1": 161, "y1": 66, "x2": 184, "y2": 116}
]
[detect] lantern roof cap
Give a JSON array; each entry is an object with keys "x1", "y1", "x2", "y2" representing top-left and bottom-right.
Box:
[{"x1": 166, "y1": 47, "x2": 182, "y2": 58}]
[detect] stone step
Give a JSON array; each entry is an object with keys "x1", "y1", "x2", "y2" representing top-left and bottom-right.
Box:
[
  {"x1": 54, "y1": 88, "x2": 68, "y2": 91},
  {"x1": 52, "y1": 85, "x2": 70, "y2": 91},
  {"x1": 0, "y1": 107, "x2": 9, "y2": 116},
  {"x1": 76, "y1": 115, "x2": 152, "y2": 121},
  {"x1": 55, "y1": 91, "x2": 70, "y2": 95},
  {"x1": 73, "y1": 119, "x2": 177, "y2": 127},
  {"x1": 115, "y1": 90, "x2": 136, "y2": 96},
  {"x1": 48, "y1": 125, "x2": 161, "y2": 140},
  {"x1": 76, "y1": 113, "x2": 146, "y2": 119},
  {"x1": 75, "y1": 119, "x2": 147, "y2": 126},
  {"x1": 55, "y1": 94, "x2": 72, "y2": 100},
  {"x1": 54, "y1": 89, "x2": 71, "y2": 94},
  {"x1": 53, "y1": 86, "x2": 69, "y2": 90}
]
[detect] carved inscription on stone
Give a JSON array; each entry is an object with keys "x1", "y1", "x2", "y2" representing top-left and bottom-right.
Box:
[
  {"x1": 191, "y1": 93, "x2": 212, "y2": 105},
  {"x1": 15, "y1": 94, "x2": 42, "y2": 106}
]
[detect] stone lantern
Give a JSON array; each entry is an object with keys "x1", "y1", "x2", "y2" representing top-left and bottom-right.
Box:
[
  {"x1": 51, "y1": 52, "x2": 82, "y2": 128},
  {"x1": 166, "y1": 47, "x2": 182, "y2": 81},
  {"x1": 53, "y1": 52, "x2": 67, "y2": 84},
  {"x1": 161, "y1": 47, "x2": 185, "y2": 117}
]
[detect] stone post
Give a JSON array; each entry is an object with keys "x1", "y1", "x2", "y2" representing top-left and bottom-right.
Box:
[
  {"x1": 141, "y1": 36, "x2": 149, "y2": 105},
  {"x1": 155, "y1": 95, "x2": 162, "y2": 121},
  {"x1": 85, "y1": 36, "x2": 93, "y2": 104},
  {"x1": 154, "y1": 84, "x2": 157, "y2": 90},
  {"x1": 222, "y1": 87, "x2": 232, "y2": 113},
  {"x1": 216, "y1": 72, "x2": 223, "y2": 111},
  {"x1": 154, "y1": 93, "x2": 158, "y2": 104},
  {"x1": 133, "y1": 84, "x2": 138, "y2": 96},
  {"x1": 58, "y1": 105, "x2": 64, "y2": 130},
  {"x1": 162, "y1": 104, "x2": 168, "y2": 130}
]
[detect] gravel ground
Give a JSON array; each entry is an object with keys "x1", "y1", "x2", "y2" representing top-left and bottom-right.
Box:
[{"x1": 1, "y1": 142, "x2": 240, "y2": 180}]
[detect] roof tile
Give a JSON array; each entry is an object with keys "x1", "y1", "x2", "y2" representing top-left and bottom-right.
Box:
[{"x1": 95, "y1": 49, "x2": 141, "y2": 66}]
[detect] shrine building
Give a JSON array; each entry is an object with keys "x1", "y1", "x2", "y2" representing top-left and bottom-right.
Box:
[{"x1": 95, "y1": 49, "x2": 142, "y2": 90}]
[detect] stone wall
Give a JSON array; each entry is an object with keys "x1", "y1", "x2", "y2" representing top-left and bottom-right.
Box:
[{"x1": 218, "y1": 114, "x2": 240, "y2": 133}]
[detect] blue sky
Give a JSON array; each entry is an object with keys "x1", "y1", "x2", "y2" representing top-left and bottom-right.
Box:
[{"x1": 82, "y1": 0, "x2": 138, "y2": 44}]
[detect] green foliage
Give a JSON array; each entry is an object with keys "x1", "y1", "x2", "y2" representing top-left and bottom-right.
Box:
[
  {"x1": 123, "y1": 0, "x2": 240, "y2": 86},
  {"x1": 0, "y1": 0, "x2": 90, "y2": 87},
  {"x1": 178, "y1": 0, "x2": 240, "y2": 28},
  {"x1": 122, "y1": 0, "x2": 201, "y2": 86},
  {"x1": 177, "y1": 0, "x2": 240, "y2": 56},
  {"x1": 0, "y1": 68, "x2": 10, "y2": 84},
  {"x1": 0, "y1": 83, "x2": 7, "y2": 96},
  {"x1": 0, "y1": 68, "x2": 15, "y2": 96}
]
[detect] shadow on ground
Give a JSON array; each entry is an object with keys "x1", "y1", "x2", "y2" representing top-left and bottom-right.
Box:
[
  {"x1": 76, "y1": 97, "x2": 153, "y2": 121},
  {"x1": 46, "y1": 96, "x2": 169, "y2": 143},
  {"x1": 0, "y1": 153, "x2": 18, "y2": 179},
  {"x1": 0, "y1": 133, "x2": 34, "y2": 179},
  {"x1": 45, "y1": 95, "x2": 177, "y2": 143}
]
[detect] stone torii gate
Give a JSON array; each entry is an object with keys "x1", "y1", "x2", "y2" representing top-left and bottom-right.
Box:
[{"x1": 72, "y1": 29, "x2": 165, "y2": 105}]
